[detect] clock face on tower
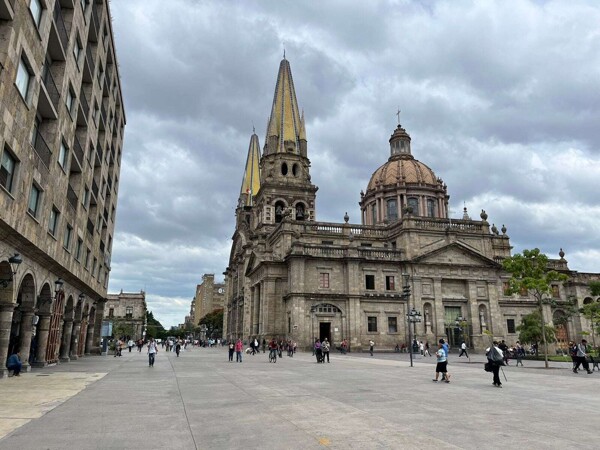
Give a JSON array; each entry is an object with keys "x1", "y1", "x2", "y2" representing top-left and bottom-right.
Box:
[{"x1": 218, "y1": 288, "x2": 224, "y2": 294}]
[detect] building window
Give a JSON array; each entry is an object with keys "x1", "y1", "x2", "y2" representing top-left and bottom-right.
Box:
[
  {"x1": 367, "y1": 316, "x2": 378, "y2": 332},
  {"x1": 407, "y1": 197, "x2": 419, "y2": 216},
  {"x1": 507, "y1": 319, "x2": 516, "y2": 334},
  {"x1": 58, "y1": 141, "x2": 68, "y2": 169},
  {"x1": 427, "y1": 199, "x2": 436, "y2": 217},
  {"x1": 28, "y1": 184, "x2": 41, "y2": 217},
  {"x1": 319, "y1": 273, "x2": 330, "y2": 289},
  {"x1": 0, "y1": 147, "x2": 17, "y2": 193},
  {"x1": 66, "y1": 87, "x2": 75, "y2": 116},
  {"x1": 502, "y1": 282, "x2": 511, "y2": 296},
  {"x1": 63, "y1": 224, "x2": 73, "y2": 250},
  {"x1": 97, "y1": 63, "x2": 104, "y2": 83},
  {"x1": 82, "y1": 186, "x2": 89, "y2": 209},
  {"x1": 126, "y1": 306, "x2": 133, "y2": 318},
  {"x1": 75, "y1": 238, "x2": 83, "y2": 261},
  {"x1": 385, "y1": 276, "x2": 395, "y2": 291},
  {"x1": 108, "y1": 308, "x2": 114, "y2": 318},
  {"x1": 48, "y1": 207, "x2": 60, "y2": 235},
  {"x1": 92, "y1": 257, "x2": 97, "y2": 277},
  {"x1": 371, "y1": 204, "x2": 377, "y2": 224},
  {"x1": 85, "y1": 248, "x2": 91, "y2": 269},
  {"x1": 551, "y1": 285, "x2": 560, "y2": 298},
  {"x1": 16, "y1": 57, "x2": 32, "y2": 100},
  {"x1": 29, "y1": 0, "x2": 43, "y2": 28},
  {"x1": 519, "y1": 286, "x2": 528, "y2": 297},
  {"x1": 73, "y1": 38, "x2": 83, "y2": 65},
  {"x1": 388, "y1": 317, "x2": 398, "y2": 333},
  {"x1": 386, "y1": 198, "x2": 397, "y2": 221},
  {"x1": 365, "y1": 274, "x2": 375, "y2": 290}
]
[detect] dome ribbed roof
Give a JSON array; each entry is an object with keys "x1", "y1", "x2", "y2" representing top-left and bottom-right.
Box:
[{"x1": 367, "y1": 154, "x2": 438, "y2": 191}]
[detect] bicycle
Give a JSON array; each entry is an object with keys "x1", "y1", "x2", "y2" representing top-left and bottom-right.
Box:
[{"x1": 269, "y1": 349, "x2": 277, "y2": 363}]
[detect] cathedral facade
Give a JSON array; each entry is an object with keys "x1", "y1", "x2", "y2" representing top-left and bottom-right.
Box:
[{"x1": 223, "y1": 59, "x2": 599, "y2": 352}]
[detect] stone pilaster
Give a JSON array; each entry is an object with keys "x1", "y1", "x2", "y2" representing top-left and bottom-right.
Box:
[
  {"x1": 32, "y1": 312, "x2": 51, "y2": 367},
  {"x1": 59, "y1": 318, "x2": 74, "y2": 362},
  {"x1": 18, "y1": 307, "x2": 35, "y2": 372},
  {"x1": 0, "y1": 303, "x2": 15, "y2": 378},
  {"x1": 70, "y1": 320, "x2": 81, "y2": 360},
  {"x1": 85, "y1": 321, "x2": 94, "y2": 355}
]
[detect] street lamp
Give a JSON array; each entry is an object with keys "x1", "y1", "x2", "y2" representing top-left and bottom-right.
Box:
[{"x1": 403, "y1": 273, "x2": 422, "y2": 367}]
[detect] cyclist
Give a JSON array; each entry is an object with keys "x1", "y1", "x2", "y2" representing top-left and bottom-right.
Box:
[{"x1": 268, "y1": 338, "x2": 278, "y2": 362}]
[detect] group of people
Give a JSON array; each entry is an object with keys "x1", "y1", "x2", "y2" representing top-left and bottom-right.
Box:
[
  {"x1": 569, "y1": 339, "x2": 594, "y2": 374},
  {"x1": 314, "y1": 338, "x2": 331, "y2": 363}
]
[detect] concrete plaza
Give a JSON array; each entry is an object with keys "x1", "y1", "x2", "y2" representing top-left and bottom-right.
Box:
[{"x1": 0, "y1": 347, "x2": 598, "y2": 449}]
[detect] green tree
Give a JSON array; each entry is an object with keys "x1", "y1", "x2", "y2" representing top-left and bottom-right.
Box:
[
  {"x1": 199, "y1": 309, "x2": 224, "y2": 339},
  {"x1": 580, "y1": 302, "x2": 600, "y2": 349},
  {"x1": 145, "y1": 311, "x2": 167, "y2": 340},
  {"x1": 516, "y1": 311, "x2": 557, "y2": 350},
  {"x1": 502, "y1": 248, "x2": 568, "y2": 368}
]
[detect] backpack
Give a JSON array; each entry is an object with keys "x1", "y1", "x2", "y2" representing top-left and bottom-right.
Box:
[
  {"x1": 569, "y1": 345, "x2": 577, "y2": 357},
  {"x1": 488, "y1": 346, "x2": 504, "y2": 364}
]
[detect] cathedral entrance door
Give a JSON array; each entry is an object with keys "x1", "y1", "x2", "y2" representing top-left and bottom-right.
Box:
[{"x1": 319, "y1": 322, "x2": 331, "y2": 344}]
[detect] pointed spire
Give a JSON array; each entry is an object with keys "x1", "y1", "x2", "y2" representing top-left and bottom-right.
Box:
[
  {"x1": 240, "y1": 131, "x2": 261, "y2": 206},
  {"x1": 265, "y1": 59, "x2": 303, "y2": 154},
  {"x1": 299, "y1": 109, "x2": 306, "y2": 141}
]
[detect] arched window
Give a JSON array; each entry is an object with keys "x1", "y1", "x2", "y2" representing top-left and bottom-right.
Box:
[
  {"x1": 427, "y1": 199, "x2": 436, "y2": 217},
  {"x1": 295, "y1": 203, "x2": 305, "y2": 221},
  {"x1": 292, "y1": 163, "x2": 299, "y2": 176},
  {"x1": 274, "y1": 201, "x2": 286, "y2": 223},
  {"x1": 281, "y1": 163, "x2": 288, "y2": 176},
  {"x1": 371, "y1": 204, "x2": 377, "y2": 225},
  {"x1": 386, "y1": 198, "x2": 397, "y2": 221},
  {"x1": 407, "y1": 197, "x2": 419, "y2": 216}
]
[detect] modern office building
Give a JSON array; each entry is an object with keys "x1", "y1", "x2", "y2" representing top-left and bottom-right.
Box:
[
  {"x1": 0, "y1": 0, "x2": 125, "y2": 376},
  {"x1": 223, "y1": 58, "x2": 599, "y2": 351},
  {"x1": 191, "y1": 274, "x2": 224, "y2": 325}
]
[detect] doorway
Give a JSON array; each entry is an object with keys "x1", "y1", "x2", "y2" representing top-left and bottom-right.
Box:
[{"x1": 319, "y1": 322, "x2": 331, "y2": 344}]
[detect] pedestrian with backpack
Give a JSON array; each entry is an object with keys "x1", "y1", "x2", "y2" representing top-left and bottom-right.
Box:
[{"x1": 486, "y1": 341, "x2": 505, "y2": 388}]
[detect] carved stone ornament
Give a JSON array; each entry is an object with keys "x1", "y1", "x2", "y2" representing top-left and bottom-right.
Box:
[{"x1": 480, "y1": 209, "x2": 488, "y2": 221}]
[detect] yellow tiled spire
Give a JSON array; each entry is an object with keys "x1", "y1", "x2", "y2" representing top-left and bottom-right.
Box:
[
  {"x1": 240, "y1": 132, "x2": 261, "y2": 206},
  {"x1": 266, "y1": 58, "x2": 303, "y2": 152}
]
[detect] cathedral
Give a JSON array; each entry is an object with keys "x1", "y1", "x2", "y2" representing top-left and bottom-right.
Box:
[{"x1": 223, "y1": 58, "x2": 599, "y2": 352}]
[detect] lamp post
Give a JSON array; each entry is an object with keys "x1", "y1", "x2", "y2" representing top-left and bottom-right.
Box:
[{"x1": 403, "y1": 273, "x2": 422, "y2": 367}]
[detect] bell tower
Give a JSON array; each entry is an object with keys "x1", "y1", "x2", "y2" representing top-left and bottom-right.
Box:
[{"x1": 253, "y1": 58, "x2": 318, "y2": 228}]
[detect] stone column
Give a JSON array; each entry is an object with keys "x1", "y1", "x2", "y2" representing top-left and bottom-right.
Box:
[
  {"x1": 432, "y1": 277, "x2": 446, "y2": 341},
  {"x1": 91, "y1": 299, "x2": 106, "y2": 354},
  {"x1": 70, "y1": 320, "x2": 81, "y2": 360},
  {"x1": 59, "y1": 318, "x2": 74, "y2": 362},
  {"x1": 33, "y1": 312, "x2": 51, "y2": 367},
  {"x1": 0, "y1": 303, "x2": 15, "y2": 378},
  {"x1": 18, "y1": 308, "x2": 35, "y2": 372},
  {"x1": 85, "y1": 322, "x2": 94, "y2": 354}
]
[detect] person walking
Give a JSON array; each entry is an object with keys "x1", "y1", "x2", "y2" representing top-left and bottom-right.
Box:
[
  {"x1": 424, "y1": 341, "x2": 431, "y2": 357},
  {"x1": 486, "y1": 341, "x2": 504, "y2": 387},
  {"x1": 369, "y1": 340, "x2": 375, "y2": 357},
  {"x1": 175, "y1": 339, "x2": 182, "y2": 357},
  {"x1": 147, "y1": 338, "x2": 158, "y2": 367},
  {"x1": 573, "y1": 339, "x2": 593, "y2": 374},
  {"x1": 322, "y1": 338, "x2": 331, "y2": 363},
  {"x1": 228, "y1": 341, "x2": 234, "y2": 362},
  {"x1": 314, "y1": 339, "x2": 322, "y2": 363},
  {"x1": 439, "y1": 339, "x2": 449, "y2": 380},
  {"x1": 433, "y1": 342, "x2": 450, "y2": 383},
  {"x1": 7, "y1": 351, "x2": 22, "y2": 377},
  {"x1": 458, "y1": 342, "x2": 469, "y2": 358},
  {"x1": 235, "y1": 338, "x2": 243, "y2": 363}
]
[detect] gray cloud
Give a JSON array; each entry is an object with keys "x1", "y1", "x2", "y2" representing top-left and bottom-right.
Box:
[{"x1": 108, "y1": 0, "x2": 600, "y2": 328}]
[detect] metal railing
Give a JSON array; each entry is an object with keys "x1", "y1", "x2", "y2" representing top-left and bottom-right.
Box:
[
  {"x1": 67, "y1": 184, "x2": 78, "y2": 210},
  {"x1": 32, "y1": 130, "x2": 52, "y2": 169},
  {"x1": 73, "y1": 134, "x2": 85, "y2": 165},
  {"x1": 53, "y1": 1, "x2": 69, "y2": 51},
  {"x1": 43, "y1": 68, "x2": 60, "y2": 110}
]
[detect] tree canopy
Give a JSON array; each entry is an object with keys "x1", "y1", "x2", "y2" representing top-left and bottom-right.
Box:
[
  {"x1": 199, "y1": 309, "x2": 224, "y2": 339},
  {"x1": 517, "y1": 311, "x2": 556, "y2": 346},
  {"x1": 145, "y1": 311, "x2": 167, "y2": 339},
  {"x1": 502, "y1": 248, "x2": 568, "y2": 367}
]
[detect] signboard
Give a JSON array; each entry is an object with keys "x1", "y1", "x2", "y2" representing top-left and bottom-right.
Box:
[{"x1": 101, "y1": 321, "x2": 112, "y2": 337}]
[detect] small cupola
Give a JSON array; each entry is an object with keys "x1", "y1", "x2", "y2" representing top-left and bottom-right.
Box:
[{"x1": 389, "y1": 124, "x2": 412, "y2": 159}]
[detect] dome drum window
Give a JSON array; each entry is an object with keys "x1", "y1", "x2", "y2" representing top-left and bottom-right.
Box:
[
  {"x1": 281, "y1": 162, "x2": 288, "y2": 176},
  {"x1": 292, "y1": 163, "x2": 299, "y2": 176}
]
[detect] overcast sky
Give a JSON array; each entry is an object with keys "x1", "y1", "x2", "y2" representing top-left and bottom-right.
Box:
[{"x1": 107, "y1": 0, "x2": 600, "y2": 329}]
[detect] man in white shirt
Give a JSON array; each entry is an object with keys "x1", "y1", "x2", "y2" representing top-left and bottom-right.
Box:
[{"x1": 459, "y1": 342, "x2": 469, "y2": 358}]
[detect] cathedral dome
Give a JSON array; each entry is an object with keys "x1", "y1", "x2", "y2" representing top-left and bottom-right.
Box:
[{"x1": 367, "y1": 154, "x2": 438, "y2": 191}]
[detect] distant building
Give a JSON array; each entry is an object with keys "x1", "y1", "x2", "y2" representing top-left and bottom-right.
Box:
[
  {"x1": 0, "y1": 0, "x2": 126, "y2": 376},
  {"x1": 105, "y1": 291, "x2": 146, "y2": 340},
  {"x1": 192, "y1": 274, "x2": 224, "y2": 324}
]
